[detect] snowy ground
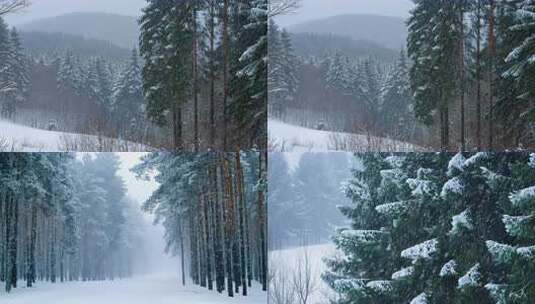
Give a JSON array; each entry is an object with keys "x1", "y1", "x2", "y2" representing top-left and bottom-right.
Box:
[
  {"x1": 269, "y1": 119, "x2": 423, "y2": 153},
  {"x1": 0, "y1": 119, "x2": 148, "y2": 152},
  {"x1": 269, "y1": 243, "x2": 338, "y2": 304},
  {"x1": 1, "y1": 274, "x2": 266, "y2": 304}
]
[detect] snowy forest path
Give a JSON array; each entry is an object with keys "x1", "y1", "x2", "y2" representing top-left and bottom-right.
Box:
[{"x1": 1, "y1": 273, "x2": 265, "y2": 304}]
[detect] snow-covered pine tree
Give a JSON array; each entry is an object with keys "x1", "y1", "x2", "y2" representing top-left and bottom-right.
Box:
[
  {"x1": 325, "y1": 51, "x2": 348, "y2": 93},
  {"x1": 140, "y1": 0, "x2": 193, "y2": 150},
  {"x1": 381, "y1": 50, "x2": 413, "y2": 140},
  {"x1": 268, "y1": 20, "x2": 298, "y2": 119},
  {"x1": 408, "y1": 1, "x2": 463, "y2": 151},
  {"x1": 431, "y1": 153, "x2": 507, "y2": 303},
  {"x1": 0, "y1": 153, "x2": 139, "y2": 292},
  {"x1": 268, "y1": 19, "x2": 284, "y2": 118},
  {"x1": 496, "y1": 0, "x2": 535, "y2": 147},
  {"x1": 132, "y1": 152, "x2": 267, "y2": 297},
  {"x1": 486, "y1": 153, "x2": 535, "y2": 302},
  {"x1": 0, "y1": 17, "x2": 13, "y2": 117},
  {"x1": 0, "y1": 27, "x2": 28, "y2": 119},
  {"x1": 112, "y1": 48, "x2": 145, "y2": 139},
  {"x1": 232, "y1": 0, "x2": 268, "y2": 149},
  {"x1": 323, "y1": 154, "x2": 405, "y2": 303}
]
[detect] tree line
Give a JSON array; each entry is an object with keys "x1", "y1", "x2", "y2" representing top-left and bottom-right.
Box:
[
  {"x1": 0, "y1": 154, "x2": 141, "y2": 292},
  {"x1": 0, "y1": 18, "x2": 29, "y2": 119},
  {"x1": 408, "y1": 0, "x2": 535, "y2": 151},
  {"x1": 133, "y1": 151, "x2": 268, "y2": 297},
  {"x1": 54, "y1": 48, "x2": 147, "y2": 140},
  {"x1": 269, "y1": 20, "x2": 420, "y2": 144},
  {"x1": 0, "y1": 18, "x2": 150, "y2": 143},
  {"x1": 140, "y1": 0, "x2": 267, "y2": 151},
  {"x1": 325, "y1": 152, "x2": 535, "y2": 303}
]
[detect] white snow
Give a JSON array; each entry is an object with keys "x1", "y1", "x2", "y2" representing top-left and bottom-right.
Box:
[
  {"x1": 439, "y1": 260, "x2": 457, "y2": 277},
  {"x1": 448, "y1": 153, "x2": 466, "y2": 176},
  {"x1": 441, "y1": 177, "x2": 463, "y2": 198},
  {"x1": 406, "y1": 177, "x2": 433, "y2": 196},
  {"x1": 480, "y1": 166, "x2": 504, "y2": 186},
  {"x1": 410, "y1": 293, "x2": 428, "y2": 304},
  {"x1": 269, "y1": 119, "x2": 423, "y2": 153},
  {"x1": 0, "y1": 274, "x2": 265, "y2": 304},
  {"x1": 457, "y1": 263, "x2": 482, "y2": 289},
  {"x1": 485, "y1": 283, "x2": 507, "y2": 304},
  {"x1": 529, "y1": 153, "x2": 535, "y2": 168},
  {"x1": 516, "y1": 245, "x2": 535, "y2": 258},
  {"x1": 463, "y1": 152, "x2": 489, "y2": 168},
  {"x1": 391, "y1": 266, "x2": 414, "y2": 280},
  {"x1": 509, "y1": 186, "x2": 535, "y2": 207},
  {"x1": 502, "y1": 214, "x2": 533, "y2": 237},
  {"x1": 450, "y1": 210, "x2": 473, "y2": 234},
  {"x1": 340, "y1": 229, "x2": 386, "y2": 244},
  {"x1": 375, "y1": 201, "x2": 411, "y2": 217},
  {"x1": 365, "y1": 280, "x2": 392, "y2": 293},
  {"x1": 401, "y1": 239, "x2": 438, "y2": 262},
  {"x1": 486, "y1": 240, "x2": 515, "y2": 263},
  {"x1": 0, "y1": 119, "x2": 148, "y2": 152}
]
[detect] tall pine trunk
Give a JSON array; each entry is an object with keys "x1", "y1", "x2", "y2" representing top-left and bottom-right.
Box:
[
  {"x1": 222, "y1": 0, "x2": 230, "y2": 150},
  {"x1": 222, "y1": 156, "x2": 234, "y2": 297},
  {"x1": 192, "y1": 6, "x2": 199, "y2": 152},
  {"x1": 235, "y1": 152, "x2": 247, "y2": 296},
  {"x1": 213, "y1": 161, "x2": 225, "y2": 293},
  {"x1": 459, "y1": 4, "x2": 466, "y2": 151},
  {"x1": 476, "y1": 1, "x2": 482, "y2": 150},
  {"x1": 209, "y1": 1, "x2": 216, "y2": 150},
  {"x1": 178, "y1": 216, "x2": 186, "y2": 286},
  {"x1": 203, "y1": 188, "x2": 213, "y2": 290},
  {"x1": 258, "y1": 152, "x2": 267, "y2": 291},
  {"x1": 488, "y1": 0, "x2": 496, "y2": 150}
]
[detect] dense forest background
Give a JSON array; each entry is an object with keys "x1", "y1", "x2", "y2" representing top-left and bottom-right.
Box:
[
  {"x1": 269, "y1": 1, "x2": 535, "y2": 151},
  {"x1": 0, "y1": 0, "x2": 268, "y2": 151},
  {"x1": 133, "y1": 152, "x2": 268, "y2": 296},
  {"x1": 0, "y1": 152, "x2": 268, "y2": 299}
]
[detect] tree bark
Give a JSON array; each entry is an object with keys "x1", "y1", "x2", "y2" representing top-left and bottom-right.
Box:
[
  {"x1": 488, "y1": 0, "x2": 496, "y2": 150},
  {"x1": 222, "y1": 0, "x2": 230, "y2": 150}
]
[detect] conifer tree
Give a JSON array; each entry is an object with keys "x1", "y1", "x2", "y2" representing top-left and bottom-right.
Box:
[{"x1": 113, "y1": 48, "x2": 145, "y2": 139}]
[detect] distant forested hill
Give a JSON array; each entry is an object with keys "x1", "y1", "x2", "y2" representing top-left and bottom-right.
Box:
[
  {"x1": 20, "y1": 31, "x2": 131, "y2": 59},
  {"x1": 290, "y1": 32, "x2": 398, "y2": 62},
  {"x1": 18, "y1": 12, "x2": 139, "y2": 49},
  {"x1": 287, "y1": 14, "x2": 407, "y2": 50}
]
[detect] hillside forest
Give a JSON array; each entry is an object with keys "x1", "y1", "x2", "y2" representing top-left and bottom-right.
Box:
[
  {"x1": 0, "y1": 0, "x2": 267, "y2": 151},
  {"x1": 269, "y1": 1, "x2": 535, "y2": 151}
]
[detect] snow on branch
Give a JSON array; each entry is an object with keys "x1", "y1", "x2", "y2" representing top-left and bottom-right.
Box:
[
  {"x1": 269, "y1": 0, "x2": 301, "y2": 17},
  {"x1": 401, "y1": 239, "x2": 438, "y2": 262},
  {"x1": 0, "y1": 0, "x2": 29, "y2": 16}
]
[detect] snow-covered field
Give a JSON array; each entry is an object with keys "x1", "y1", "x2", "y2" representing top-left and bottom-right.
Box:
[
  {"x1": 269, "y1": 119, "x2": 423, "y2": 153},
  {"x1": 0, "y1": 119, "x2": 147, "y2": 152},
  {"x1": 269, "y1": 244, "x2": 338, "y2": 304},
  {"x1": 1, "y1": 274, "x2": 266, "y2": 304}
]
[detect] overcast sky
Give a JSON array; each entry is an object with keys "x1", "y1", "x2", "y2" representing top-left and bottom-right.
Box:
[
  {"x1": 276, "y1": 0, "x2": 414, "y2": 27},
  {"x1": 116, "y1": 152, "x2": 158, "y2": 208},
  {"x1": 5, "y1": 0, "x2": 146, "y2": 25}
]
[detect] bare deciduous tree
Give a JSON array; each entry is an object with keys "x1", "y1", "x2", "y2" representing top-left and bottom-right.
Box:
[
  {"x1": 269, "y1": 262, "x2": 297, "y2": 304},
  {"x1": 0, "y1": 0, "x2": 29, "y2": 16},
  {"x1": 292, "y1": 247, "x2": 318, "y2": 304},
  {"x1": 269, "y1": 0, "x2": 301, "y2": 17}
]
